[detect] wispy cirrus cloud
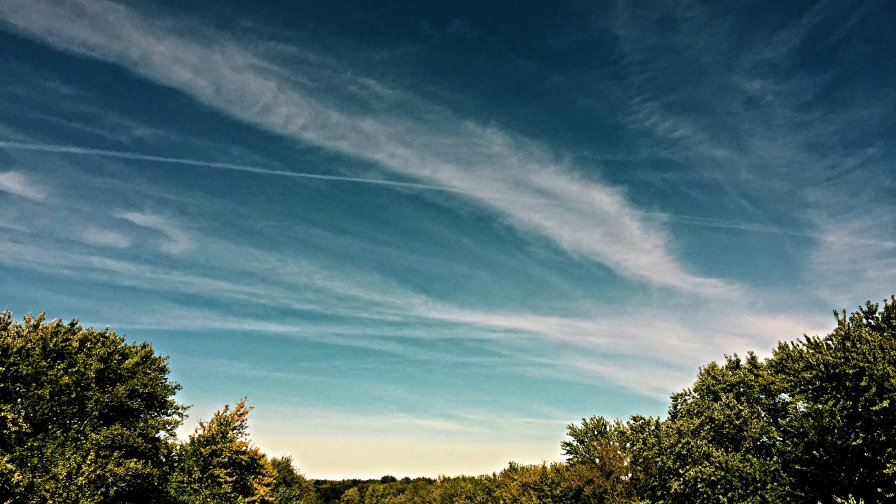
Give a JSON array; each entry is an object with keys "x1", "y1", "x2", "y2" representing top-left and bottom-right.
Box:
[
  {"x1": 0, "y1": 140, "x2": 472, "y2": 194},
  {"x1": 0, "y1": 217, "x2": 816, "y2": 400},
  {"x1": 1, "y1": 140, "x2": 830, "y2": 243},
  {"x1": 0, "y1": 0, "x2": 732, "y2": 296},
  {"x1": 81, "y1": 226, "x2": 132, "y2": 248},
  {"x1": 0, "y1": 0, "x2": 847, "y2": 404},
  {"x1": 607, "y1": 0, "x2": 896, "y2": 311},
  {"x1": 805, "y1": 201, "x2": 896, "y2": 309},
  {"x1": 0, "y1": 170, "x2": 46, "y2": 201},
  {"x1": 115, "y1": 210, "x2": 195, "y2": 254}
]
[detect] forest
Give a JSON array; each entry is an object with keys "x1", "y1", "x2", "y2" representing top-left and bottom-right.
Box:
[{"x1": 1, "y1": 296, "x2": 894, "y2": 503}]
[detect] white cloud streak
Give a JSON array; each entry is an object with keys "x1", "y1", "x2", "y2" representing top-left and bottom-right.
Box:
[
  {"x1": 115, "y1": 210, "x2": 195, "y2": 254},
  {"x1": 806, "y1": 204, "x2": 896, "y2": 309},
  {"x1": 81, "y1": 226, "x2": 132, "y2": 248},
  {"x1": 0, "y1": 227, "x2": 819, "y2": 400},
  {"x1": 1, "y1": 140, "x2": 828, "y2": 242},
  {"x1": 608, "y1": 0, "x2": 896, "y2": 313},
  {"x1": 0, "y1": 141, "x2": 463, "y2": 194},
  {"x1": 0, "y1": 0, "x2": 732, "y2": 295},
  {"x1": 0, "y1": 170, "x2": 46, "y2": 201}
]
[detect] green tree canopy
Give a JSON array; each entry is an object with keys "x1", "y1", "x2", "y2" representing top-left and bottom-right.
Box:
[
  {"x1": 167, "y1": 398, "x2": 274, "y2": 503},
  {"x1": 561, "y1": 416, "x2": 633, "y2": 502},
  {"x1": 562, "y1": 296, "x2": 896, "y2": 503},
  {"x1": 770, "y1": 298, "x2": 896, "y2": 502},
  {"x1": 269, "y1": 456, "x2": 317, "y2": 504},
  {"x1": 0, "y1": 311, "x2": 184, "y2": 503}
]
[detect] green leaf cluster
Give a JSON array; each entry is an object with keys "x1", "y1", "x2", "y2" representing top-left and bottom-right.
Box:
[
  {"x1": 0, "y1": 311, "x2": 310, "y2": 504},
  {"x1": 167, "y1": 399, "x2": 274, "y2": 503},
  {"x1": 561, "y1": 296, "x2": 896, "y2": 503},
  {"x1": 0, "y1": 311, "x2": 184, "y2": 502}
]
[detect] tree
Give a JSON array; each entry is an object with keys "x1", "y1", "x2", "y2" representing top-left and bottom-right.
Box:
[
  {"x1": 269, "y1": 456, "x2": 317, "y2": 504},
  {"x1": 591, "y1": 297, "x2": 896, "y2": 503},
  {"x1": 433, "y1": 475, "x2": 495, "y2": 504},
  {"x1": 561, "y1": 416, "x2": 633, "y2": 503},
  {"x1": 0, "y1": 311, "x2": 184, "y2": 503},
  {"x1": 769, "y1": 297, "x2": 896, "y2": 502},
  {"x1": 168, "y1": 399, "x2": 274, "y2": 503},
  {"x1": 340, "y1": 487, "x2": 361, "y2": 504},
  {"x1": 644, "y1": 353, "x2": 788, "y2": 503}
]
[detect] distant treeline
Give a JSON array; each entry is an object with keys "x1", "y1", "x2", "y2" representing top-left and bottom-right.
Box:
[{"x1": 1, "y1": 297, "x2": 894, "y2": 503}]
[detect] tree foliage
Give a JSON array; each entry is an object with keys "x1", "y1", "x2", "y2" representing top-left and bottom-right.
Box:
[
  {"x1": 560, "y1": 416, "x2": 633, "y2": 503},
  {"x1": 560, "y1": 296, "x2": 896, "y2": 503},
  {"x1": 168, "y1": 399, "x2": 274, "y2": 503},
  {"x1": 0, "y1": 311, "x2": 184, "y2": 503},
  {"x1": 770, "y1": 299, "x2": 896, "y2": 502},
  {"x1": 269, "y1": 456, "x2": 318, "y2": 504}
]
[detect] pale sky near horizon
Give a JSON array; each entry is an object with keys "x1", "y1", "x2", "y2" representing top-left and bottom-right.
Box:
[{"x1": 1, "y1": 0, "x2": 894, "y2": 479}]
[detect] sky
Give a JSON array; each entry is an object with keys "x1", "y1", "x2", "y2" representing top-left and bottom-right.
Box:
[{"x1": 1, "y1": 0, "x2": 894, "y2": 479}]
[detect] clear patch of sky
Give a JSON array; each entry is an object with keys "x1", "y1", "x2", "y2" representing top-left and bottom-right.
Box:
[{"x1": 142, "y1": 329, "x2": 668, "y2": 425}]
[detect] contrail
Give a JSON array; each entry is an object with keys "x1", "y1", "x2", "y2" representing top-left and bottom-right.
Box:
[
  {"x1": 0, "y1": 140, "x2": 587, "y2": 207},
  {"x1": 0, "y1": 140, "x2": 834, "y2": 240},
  {"x1": 644, "y1": 212, "x2": 816, "y2": 239},
  {"x1": 0, "y1": 140, "x2": 462, "y2": 193}
]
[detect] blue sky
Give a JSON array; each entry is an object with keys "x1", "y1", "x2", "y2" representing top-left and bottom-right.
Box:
[{"x1": 1, "y1": 0, "x2": 894, "y2": 478}]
